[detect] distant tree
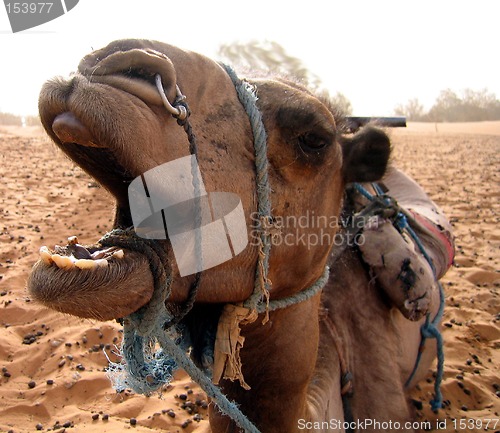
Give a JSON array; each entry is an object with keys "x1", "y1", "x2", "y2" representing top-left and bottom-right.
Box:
[
  {"x1": 395, "y1": 88, "x2": 500, "y2": 122},
  {"x1": 0, "y1": 112, "x2": 40, "y2": 126},
  {"x1": 427, "y1": 89, "x2": 463, "y2": 122},
  {"x1": 218, "y1": 40, "x2": 353, "y2": 115},
  {"x1": 330, "y1": 91, "x2": 353, "y2": 116},
  {"x1": 313, "y1": 88, "x2": 353, "y2": 116},
  {"x1": 0, "y1": 112, "x2": 22, "y2": 126},
  {"x1": 427, "y1": 88, "x2": 500, "y2": 122},
  {"x1": 218, "y1": 40, "x2": 322, "y2": 89},
  {"x1": 460, "y1": 88, "x2": 500, "y2": 121},
  {"x1": 25, "y1": 115, "x2": 41, "y2": 126},
  {"x1": 394, "y1": 98, "x2": 425, "y2": 121}
]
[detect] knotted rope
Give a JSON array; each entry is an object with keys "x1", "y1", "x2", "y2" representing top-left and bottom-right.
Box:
[
  {"x1": 100, "y1": 229, "x2": 171, "y2": 336},
  {"x1": 100, "y1": 228, "x2": 177, "y2": 394}
]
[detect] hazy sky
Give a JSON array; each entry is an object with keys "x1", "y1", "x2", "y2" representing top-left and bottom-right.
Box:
[{"x1": 1, "y1": 0, "x2": 498, "y2": 116}]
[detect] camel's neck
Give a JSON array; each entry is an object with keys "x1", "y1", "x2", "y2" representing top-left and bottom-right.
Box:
[
  {"x1": 205, "y1": 251, "x2": 386, "y2": 433},
  {"x1": 208, "y1": 292, "x2": 324, "y2": 433},
  {"x1": 304, "y1": 318, "x2": 346, "y2": 432}
]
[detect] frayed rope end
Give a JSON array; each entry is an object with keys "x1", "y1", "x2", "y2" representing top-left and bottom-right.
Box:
[{"x1": 103, "y1": 345, "x2": 178, "y2": 396}]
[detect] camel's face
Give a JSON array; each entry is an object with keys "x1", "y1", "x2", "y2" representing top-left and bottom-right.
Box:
[{"x1": 29, "y1": 39, "x2": 390, "y2": 320}]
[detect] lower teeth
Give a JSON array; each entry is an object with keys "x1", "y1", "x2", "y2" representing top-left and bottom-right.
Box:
[
  {"x1": 39, "y1": 246, "x2": 53, "y2": 265},
  {"x1": 51, "y1": 254, "x2": 74, "y2": 269},
  {"x1": 74, "y1": 259, "x2": 95, "y2": 270},
  {"x1": 38, "y1": 238, "x2": 124, "y2": 270}
]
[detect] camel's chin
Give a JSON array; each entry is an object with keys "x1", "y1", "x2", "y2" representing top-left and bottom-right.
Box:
[{"x1": 27, "y1": 240, "x2": 155, "y2": 321}]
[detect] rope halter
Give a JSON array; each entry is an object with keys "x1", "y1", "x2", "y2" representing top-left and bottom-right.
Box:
[{"x1": 104, "y1": 63, "x2": 330, "y2": 433}]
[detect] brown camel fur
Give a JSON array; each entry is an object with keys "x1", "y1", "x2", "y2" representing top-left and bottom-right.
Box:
[{"x1": 29, "y1": 39, "x2": 444, "y2": 432}]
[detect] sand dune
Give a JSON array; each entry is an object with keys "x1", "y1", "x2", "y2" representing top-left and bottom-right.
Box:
[{"x1": 0, "y1": 123, "x2": 498, "y2": 432}]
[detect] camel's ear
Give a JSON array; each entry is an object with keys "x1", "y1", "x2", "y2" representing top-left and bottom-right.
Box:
[{"x1": 340, "y1": 126, "x2": 391, "y2": 183}]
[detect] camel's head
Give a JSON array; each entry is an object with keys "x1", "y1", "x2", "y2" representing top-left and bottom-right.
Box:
[{"x1": 29, "y1": 39, "x2": 390, "y2": 321}]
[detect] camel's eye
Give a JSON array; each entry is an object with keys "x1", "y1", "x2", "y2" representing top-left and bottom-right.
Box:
[{"x1": 298, "y1": 132, "x2": 330, "y2": 152}]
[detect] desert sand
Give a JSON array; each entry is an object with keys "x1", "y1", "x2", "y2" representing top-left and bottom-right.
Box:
[{"x1": 0, "y1": 122, "x2": 498, "y2": 432}]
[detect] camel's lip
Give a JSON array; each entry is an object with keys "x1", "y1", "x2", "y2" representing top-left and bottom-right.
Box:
[
  {"x1": 51, "y1": 73, "x2": 163, "y2": 149},
  {"x1": 85, "y1": 73, "x2": 164, "y2": 107},
  {"x1": 52, "y1": 112, "x2": 104, "y2": 148},
  {"x1": 27, "y1": 237, "x2": 156, "y2": 321}
]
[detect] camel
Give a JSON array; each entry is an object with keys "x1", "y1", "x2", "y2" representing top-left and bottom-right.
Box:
[{"x1": 28, "y1": 39, "x2": 454, "y2": 433}]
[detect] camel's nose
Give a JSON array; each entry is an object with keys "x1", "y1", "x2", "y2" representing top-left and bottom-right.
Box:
[{"x1": 52, "y1": 112, "x2": 101, "y2": 147}]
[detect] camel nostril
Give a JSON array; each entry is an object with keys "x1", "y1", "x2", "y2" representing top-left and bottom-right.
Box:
[{"x1": 52, "y1": 112, "x2": 101, "y2": 147}]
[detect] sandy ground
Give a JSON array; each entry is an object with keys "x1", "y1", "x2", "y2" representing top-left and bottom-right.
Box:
[{"x1": 0, "y1": 123, "x2": 498, "y2": 432}]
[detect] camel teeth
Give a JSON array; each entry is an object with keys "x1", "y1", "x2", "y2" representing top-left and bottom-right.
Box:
[
  {"x1": 39, "y1": 246, "x2": 53, "y2": 265},
  {"x1": 67, "y1": 235, "x2": 79, "y2": 245},
  {"x1": 112, "y1": 249, "x2": 124, "y2": 259},
  {"x1": 95, "y1": 258, "x2": 108, "y2": 268},
  {"x1": 52, "y1": 254, "x2": 74, "y2": 269},
  {"x1": 91, "y1": 247, "x2": 115, "y2": 260},
  {"x1": 74, "y1": 259, "x2": 97, "y2": 270},
  {"x1": 91, "y1": 251, "x2": 105, "y2": 260}
]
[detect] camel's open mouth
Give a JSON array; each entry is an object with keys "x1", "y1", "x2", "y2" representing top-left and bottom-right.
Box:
[
  {"x1": 39, "y1": 236, "x2": 125, "y2": 270},
  {"x1": 29, "y1": 69, "x2": 172, "y2": 320}
]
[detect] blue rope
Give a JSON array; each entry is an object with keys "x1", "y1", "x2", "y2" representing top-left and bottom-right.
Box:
[
  {"x1": 396, "y1": 214, "x2": 436, "y2": 275},
  {"x1": 221, "y1": 64, "x2": 274, "y2": 313},
  {"x1": 354, "y1": 183, "x2": 445, "y2": 411},
  {"x1": 260, "y1": 266, "x2": 330, "y2": 313},
  {"x1": 354, "y1": 183, "x2": 375, "y2": 201},
  {"x1": 155, "y1": 331, "x2": 261, "y2": 433}
]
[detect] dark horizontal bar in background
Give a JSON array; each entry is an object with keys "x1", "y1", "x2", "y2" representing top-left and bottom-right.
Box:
[{"x1": 345, "y1": 116, "x2": 407, "y2": 133}]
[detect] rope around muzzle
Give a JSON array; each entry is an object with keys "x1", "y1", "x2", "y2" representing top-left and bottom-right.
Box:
[
  {"x1": 100, "y1": 230, "x2": 263, "y2": 433},
  {"x1": 100, "y1": 229, "x2": 171, "y2": 336}
]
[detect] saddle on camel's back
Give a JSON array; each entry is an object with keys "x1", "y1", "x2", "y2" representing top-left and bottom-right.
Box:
[{"x1": 349, "y1": 166, "x2": 454, "y2": 322}]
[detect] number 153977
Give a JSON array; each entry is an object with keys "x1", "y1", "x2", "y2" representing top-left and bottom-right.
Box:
[
  {"x1": 452, "y1": 418, "x2": 499, "y2": 431},
  {"x1": 5, "y1": 2, "x2": 54, "y2": 13}
]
